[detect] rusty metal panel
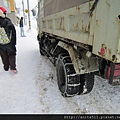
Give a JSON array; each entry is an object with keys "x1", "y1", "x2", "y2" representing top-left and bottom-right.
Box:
[
  {"x1": 58, "y1": 41, "x2": 99, "y2": 74},
  {"x1": 93, "y1": 0, "x2": 120, "y2": 63},
  {"x1": 41, "y1": 1, "x2": 94, "y2": 45}
]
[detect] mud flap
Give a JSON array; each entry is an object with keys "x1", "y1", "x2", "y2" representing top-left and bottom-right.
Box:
[{"x1": 106, "y1": 63, "x2": 120, "y2": 85}]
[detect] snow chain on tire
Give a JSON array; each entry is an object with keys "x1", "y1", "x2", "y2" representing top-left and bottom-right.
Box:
[
  {"x1": 56, "y1": 53, "x2": 80, "y2": 97},
  {"x1": 56, "y1": 53, "x2": 95, "y2": 97}
]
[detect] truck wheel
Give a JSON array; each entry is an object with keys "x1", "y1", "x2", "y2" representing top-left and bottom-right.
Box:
[
  {"x1": 56, "y1": 54, "x2": 67, "y2": 97},
  {"x1": 99, "y1": 59, "x2": 107, "y2": 78},
  {"x1": 56, "y1": 54, "x2": 80, "y2": 97}
]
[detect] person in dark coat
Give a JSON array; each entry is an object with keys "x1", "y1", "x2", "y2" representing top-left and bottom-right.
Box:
[
  {"x1": 19, "y1": 17, "x2": 26, "y2": 37},
  {"x1": 0, "y1": 8, "x2": 17, "y2": 74}
]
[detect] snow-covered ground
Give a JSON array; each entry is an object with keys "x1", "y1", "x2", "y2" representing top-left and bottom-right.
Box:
[{"x1": 0, "y1": 19, "x2": 119, "y2": 114}]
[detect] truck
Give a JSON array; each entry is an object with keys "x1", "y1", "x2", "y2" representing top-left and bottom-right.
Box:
[{"x1": 37, "y1": 0, "x2": 120, "y2": 97}]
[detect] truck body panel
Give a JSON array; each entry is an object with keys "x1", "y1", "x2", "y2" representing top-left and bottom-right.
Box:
[{"x1": 93, "y1": 0, "x2": 120, "y2": 63}]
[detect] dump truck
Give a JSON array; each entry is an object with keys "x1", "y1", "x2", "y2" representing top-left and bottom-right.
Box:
[{"x1": 37, "y1": 0, "x2": 120, "y2": 97}]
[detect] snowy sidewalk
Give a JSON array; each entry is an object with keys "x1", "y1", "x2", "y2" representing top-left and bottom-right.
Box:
[{"x1": 0, "y1": 25, "x2": 41, "y2": 113}]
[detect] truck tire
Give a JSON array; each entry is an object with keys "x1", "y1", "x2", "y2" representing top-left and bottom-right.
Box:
[
  {"x1": 80, "y1": 72, "x2": 95, "y2": 94},
  {"x1": 39, "y1": 42, "x2": 44, "y2": 55},
  {"x1": 56, "y1": 53, "x2": 80, "y2": 97},
  {"x1": 99, "y1": 58, "x2": 107, "y2": 78},
  {"x1": 56, "y1": 54, "x2": 68, "y2": 97}
]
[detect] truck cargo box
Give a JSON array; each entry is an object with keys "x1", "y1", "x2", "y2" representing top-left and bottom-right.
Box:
[{"x1": 39, "y1": 0, "x2": 120, "y2": 63}]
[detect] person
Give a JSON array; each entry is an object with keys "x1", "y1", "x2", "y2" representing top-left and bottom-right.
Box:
[
  {"x1": 0, "y1": 7, "x2": 17, "y2": 74},
  {"x1": 19, "y1": 17, "x2": 26, "y2": 37}
]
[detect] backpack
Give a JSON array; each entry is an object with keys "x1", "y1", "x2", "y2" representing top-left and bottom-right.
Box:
[{"x1": 0, "y1": 27, "x2": 11, "y2": 45}]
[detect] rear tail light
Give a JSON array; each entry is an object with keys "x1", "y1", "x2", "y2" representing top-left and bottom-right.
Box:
[{"x1": 100, "y1": 47, "x2": 106, "y2": 56}]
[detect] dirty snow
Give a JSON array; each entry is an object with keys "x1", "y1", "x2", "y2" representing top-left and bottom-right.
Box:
[{"x1": 0, "y1": 19, "x2": 119, "y2": 114}]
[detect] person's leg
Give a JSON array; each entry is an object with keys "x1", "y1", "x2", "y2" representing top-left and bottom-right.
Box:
[
  {"x1": 21, "y1": 27, "x2": 26, "y2": 37},
  {"x1": 0, "y1": 51, "x2": 9, "y2": 71},
  {"x1": 9, "y1": 54, "x2": 18, "y2": 74},
  {"x1": 8, "y1": 53, "x2": 16, "y2": 70},
  {"x1": 20, "y1": 27, "x2": 23, "y2": 37}
]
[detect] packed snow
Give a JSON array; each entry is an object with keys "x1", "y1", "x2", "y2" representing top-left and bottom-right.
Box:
[{"x1": 0, "y1": 19, "x2": 119, "y2": 114}]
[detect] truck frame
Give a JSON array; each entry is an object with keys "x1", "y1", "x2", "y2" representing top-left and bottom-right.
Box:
[{"x1": 37, "y1": 0, "x2": 120, "y2": 97}]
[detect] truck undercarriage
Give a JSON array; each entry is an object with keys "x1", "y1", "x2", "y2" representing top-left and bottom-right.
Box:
[{"x1": 38, "y1": 33, "x2": 105, "y2": 97}]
